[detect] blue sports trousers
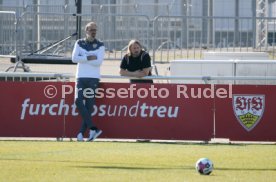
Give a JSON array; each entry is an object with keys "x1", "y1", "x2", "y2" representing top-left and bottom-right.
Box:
[{"x1": 75, "y1": 78, "x2": 99, "y2": 134}]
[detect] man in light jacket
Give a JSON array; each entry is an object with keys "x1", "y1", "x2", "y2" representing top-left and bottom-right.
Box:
[{"x1": 72, "y1": 21, "x2": 104, "y2": 142}]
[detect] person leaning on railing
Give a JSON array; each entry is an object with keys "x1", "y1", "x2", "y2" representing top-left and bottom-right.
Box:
[
  {"x1": 119, "y1": 39, "x2": 153, "y2": 83},
  {"x1": 71, "y1": 21, "x2": 104, "y2": 142}
]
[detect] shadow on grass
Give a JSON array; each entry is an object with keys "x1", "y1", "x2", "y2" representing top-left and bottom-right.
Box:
[
  {"x1": 75, "y1": 165, "x2": 276, "y2": 171},
  {"x1": 0, "y1": 158, "x2": 190, "y2": 170},
  {"x1": 75, "y1": 165, "x2": 190, "y2": 170},
  {"x1": 1, "y1": 158, "x2": 276, "y2": 172},
  {"x1": 215, "y1": 167, "x2": 276, "y2": 172},
  {"x1": 75, "y1": 165, "x2": 276, "y2": 173}
]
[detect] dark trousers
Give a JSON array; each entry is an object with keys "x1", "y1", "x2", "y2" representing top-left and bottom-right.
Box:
[{"x1": 75, "y1": 78, "x2": 99, "y2": 134}]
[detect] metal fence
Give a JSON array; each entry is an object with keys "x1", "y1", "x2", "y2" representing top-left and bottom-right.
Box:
[
  {"x1": 1, "y1": 10, "x2": 276, "y2": 63},
  {"x1": 16, "y1": 12, "x2": 76, "y2": 56},
  {"x1": 11, "y1": 12, "x2": 151, "y2": 60},
  {"x1": 0, "y1": 11, "x2": 17, "y2": 56},
  {"x1": 153, "y1": 16, "x2": 276, "y2": 61}
]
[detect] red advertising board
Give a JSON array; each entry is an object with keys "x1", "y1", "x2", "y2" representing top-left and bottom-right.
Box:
[
  {"x1": 0, "y1": 82, "x2": 65, "y2": 137},
  {"x1": 215, "y1": 85, "x2": 276, "y2": 141},
  {"x1": 0, "y1": 82, "x2": 214, "y2": 141},
  {"x1": 1, "y1": 82, "x2": 275, "y2": 141}
]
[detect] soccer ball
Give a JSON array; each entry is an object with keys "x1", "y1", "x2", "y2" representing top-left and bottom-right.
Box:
[{"x1": 195, "y1": 158, "x2": 213, "y2": 175}]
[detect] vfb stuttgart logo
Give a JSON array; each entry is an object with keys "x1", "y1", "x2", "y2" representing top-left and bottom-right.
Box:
[{"x1": 232, "y1": 95, "x2": 265, "y2": 132}]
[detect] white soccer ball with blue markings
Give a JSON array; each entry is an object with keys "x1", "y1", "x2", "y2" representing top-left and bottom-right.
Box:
[{"x1": 195, "y1": 158, "x2": 213, "y2": 175}]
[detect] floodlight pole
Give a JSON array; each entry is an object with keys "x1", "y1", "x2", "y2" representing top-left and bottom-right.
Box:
[{"x1": 76, "y1": 0, "x2": 82, "y2": 40}]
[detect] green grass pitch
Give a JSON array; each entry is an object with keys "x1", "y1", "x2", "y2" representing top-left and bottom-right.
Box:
[{"x1": 0, "y1": 140, "x2": 276, "y2": 182}]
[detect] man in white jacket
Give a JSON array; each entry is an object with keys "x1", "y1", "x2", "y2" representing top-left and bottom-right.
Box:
[{"x1": 72, "y1": 22, "x2": 104, "y2": 142}]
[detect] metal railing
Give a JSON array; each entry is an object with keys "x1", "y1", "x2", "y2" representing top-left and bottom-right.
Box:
[{"x1": 1, "y1": 72, "x2": 276, "y2": 85}]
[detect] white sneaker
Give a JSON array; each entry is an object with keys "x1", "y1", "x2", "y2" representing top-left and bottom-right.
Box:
[
  {"x1": 87, "y1": 130, "x2": 96, "y2": 141},
  {"x1": 87, "y1": 129, "x2": 102, "y2": 142},
  {"x1": 92, "y1": 130, "x2": 102, "y2": 141},
  {"x1": 77, "y1": 133, "x2": 84, "y2": 142}
]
